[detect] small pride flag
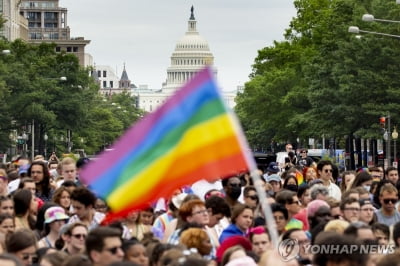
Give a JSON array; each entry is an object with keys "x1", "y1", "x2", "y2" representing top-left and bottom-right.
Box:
[{"x1": 80, "y1": 67, "x2": 255, "y2": 221}]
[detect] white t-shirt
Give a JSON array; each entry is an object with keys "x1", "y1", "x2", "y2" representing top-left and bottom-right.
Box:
[
  {"x1": 327, "y1": 181, "x2": 342, "y2": 201},
  {"x1": 191, "y1": 179, "x2": 222, "y2": 200}
]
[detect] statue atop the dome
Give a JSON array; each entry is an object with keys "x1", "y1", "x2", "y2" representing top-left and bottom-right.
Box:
[{"x1": 190, "y1": 5, "x2": 195, "y2": 20}]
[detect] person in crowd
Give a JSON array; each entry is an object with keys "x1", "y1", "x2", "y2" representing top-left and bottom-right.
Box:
[
  {"x1": 179, "y1": 227, "x2": 213, "y2": 257},
  {"x1": 303, "y1": 166, "x2": 317, "y2": 183},
  {"x1": 376, "y1": 183, "x2": 400, "y2": 226},
  {"x1": 0, "y1": 195, "x2": 14, "y2": 216},
  {"x1": 275, "y1": 190, "x2": 303, "y2": 230},
  {"x1": 340, "y1": 197, "x2": 361, "y2": 223},
  {"x1": 359, "y1": 198, "x2": 376, "y2": 225},
  {"x1": 221, "y1": 176, "x2": 243, "y2": 210},
  {"x1": 61, "y1": 254, "x2": 92, "y2": 266},
  {"x1": 266, "y1": 174, "x2": 282, "y2": 196},
  {"x1": 94, "y1": 198, "x2": 108, "y2": 214},
  {"x1": 355, "y1": 186, "x2": 371, "y2": 200},
  {"x1": 313, "y1": 231, "x2": 368, "y2": 266},
  {"x1": 58, "y1": 157, "x2": 80, "y2": 187},
  {"x1": 219, "y1": 204, "x2": 253, "y2": 243},
  {"x1": 248, "y1": 226, "x2": 271, "y2": 257},
  {"x1": 27, "y1": 161, "x2": 53, "y2": 202},
  {"x1": 75, "y1": 157, "x2": 90, "y2": 180},
  {"x1": 343, "y1": 222, "x2": 375, "y2": 241},
  {"x1": 14, "y1": 189, "x2": 37, "y2": 230},
  {"x1": 281, "y1": 228, "x2": 311, "y2": 264},
  {"x1": 341, "y1": 188, "x2": 360, "y2": 201},
  {"x1": 371, "y1": 223, "x2": 390, "y2": 246},
  {"x1": 68, "y1": 187, "x2": 105, "y2": 230},
  {"x1": 297, "y1": 184, "x2": 311, "y2": 208},
  {"x1": 18, "y1": 178, "x2": 36, "y2": 196},
  {"x1": 309, "y1": 184, "x2": 329, "y2": 201},
  {"x1": 121, "y1": 238, "x2": 149, "y2": 266},
  {"x1": 5, "y1": 229, "x2": 38, "y2": 266},
  {"x1": 325, "y1": 197, "x2": 341, "y2": 219},
  {"x1": 204, "y1": 195, "x2": 230, "y2": 247},
  {"x1": 0, "y1": 213, "x2": 15, "y2": 251},
  {"x1": 243, "y1": 186, "x2": 258, "y2": 209},
  {"x1": 124, "y1": 211, "x2": 151, "y2": 241},
  {"x1": 282, "y1": 174, "x2": 299, "y2": 192},
  {"x1": 38, "y1": 206, "x2": 70, "y2": 248},
  {"x1": 0, "y1": 170, "x2": 8, "y2": 197},
  {"x1": 317, "y1": 160, "x2": 341, "y2": 200},
  {"x1": 386, "y1": 166, "x2": 399, "y2": 185},
  {"x1": 270, "y1": 203, "x2": 288, "y2": 236},
  {"x1": 40, "y1": 251, "x2": 68, "y2": 266},
  {"x1": 340, "y1": 171, "x2": 356, "y2": 192},
  {"x1": 85, "y1": 226, "x2": 124, "y2": 266},
  {"x1": 298, "y1": 149, "x2": 314, "y2": 168},
  {"x1": 263, "y1": 162, "x2": 280, "y2": 180},
  {"x1": 220, "y1": 245, "x2": 255, "y2": 266},
  {"x1": 52, "y1": 187, "x2": 72, "y2": 215},
  {"x1": 307, "y1": 199, "x2": 331, "y2": 231},
  {"x1": 0, "y1": 253, "x2": 23, "y2": 266},
  {"x1": 350, "y1": 171, "x2": 373, "y2": 192},
  {"x1": 62, "y1": 222, "x2": 88, "y2": 255},
  {"x1": 369, "y1": 166, "x2": 384, "y2": 181},
  {"x1": 392, "y1": 221, "x2": 400, "y2": 248},
  {"x1": 324, "y1": 219, "x2": 349, "y2": 234},
  {"x1": 139, "y1": 206, "x2": 154, "y2": 226}
]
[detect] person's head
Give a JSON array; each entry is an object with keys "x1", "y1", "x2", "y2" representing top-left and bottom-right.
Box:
[
  {"x1": 0, "y1": 213, "x2": 15, "y2": 235},
  {"x1": 64, "y1": 222, "x2": 88, "y2": 253},
  {"x1": 341, "y1": 188, "x2": 360, "y2": 201},
  {"x1": 222, "y1": 176, "x2": 242, "y2": 201},
  {"x1": 379, "y1": 183, "x2": 398, "y2": 214},
  {"x1": 0, "y1": 170, "x2": 8, "y2": 195},
  {"x1": 310, "y1": 184, "x2": 329, "y2": 200},
  {"x1": 351, "y1": 172, "x2": 373, "y2": 191},
  {"x1": 6, "y1": 229, "x2": 37, "y2": 266},
  {"x1": 178, "y1": 199, "x2": 209, "y2": 226},
  {"x1": 282, "y1": 228, "x2": 310, "y2": 259},
  {"x1": 371, "y1": 223, "x2": 390, "y2": 246},
  {"x1": 304, "y1": 166, "x2": 317, "y2": 182},
  {"x1": 52, "y1": 187, "x2": 71, "y2": 211},
  {"x1": 248, "y1": 226, "x2": 271, "y2": 256},
  {"x1": 86, "y1": 227, "x2": 124, "y2": 266},
  {"x1": 300, "y1": 149, "x2": 308, "y2": 158},
  {"x1": 48, "y1": 160, "x2": 59, "y2": 171},
  {"x1": 138, "y1": 207, "x2": 153, "y2": 225},
  {"x1": 297, "y1": 184, "x2": 311, "y2": 207},
  {"x1": 325, "y1": 197, "x2": 341, "y2": 219},
  {"x1": 0, "y1": 195, "x2": 14, "y2": 216},
  {"x1": 40, "y1": 251, "x2": 68, "y2": 266},
  {"x1": 359, "y1": 199, "x2": 375, "y2": 225},
  {"x1": 369, "y1": 166, "x2": 384, "y2": 181},
  {"x1": 205, "y1": 195, "x2": 230, "y2": 227},
  {"x1": 285, "y1": 144, "x2": 293, "y2": 153},
  {"x1": 276, "y1": 190, "x2": 301, "y2": 216},
  {"x1": 270, "y1": 203, "x2": 288, "y2": 233},
  {"x1": 386, "y1": 166, "x2": 399, "y2": 185},
  {"x1": 307, "y1": 199, "x2": 331, "y2": 228},
  {"x1": 70, "y1": 187, "x2": 97, "y2": 220},
  {"x1": 95, "y1": 198, "x2": 109, "y2": 215},
  {"x1": 324, "y1": 219, "x2": 350, "y2": 234},
  {"x1": 221, "y1": 245, "x2": 247, "y2": 266},
  {"x1": 18, "y1": 178, "x2": 36, "y2": 196},
  {"x1": 179, "y1": 227, "x2": 212, "y2": 256},
  {"x1": 341, "y1": 171, "x2": 356, "y2": 191},
  {"x1": 121, "y1": 238, "x2": 149, "y2": 266},
  {"x1": 61, "y1": 254, "x2": 92, "y2": 266},
  {"x1": 340, "y1": 197, "x2": 360, "y2": 223},
  {"x1": 61, "y1": 157, "x2": 77, "y2": 182},
  {"x1": 231, "y1": 204, "x2": 254, "y2": 232},
  {"x1": 317, "y1": 160, "x2": 333, "y2": 182},
  {"x1": 13, "y1": 189, "x2": 34, "y2": 217},
  {"x1": 283, "y1": 175, "x2": 299, "y2": 192},
  {"x1": 243, "y1": 186, "x2": 258, "y2": 208},
  {"x1": 313, "y1": 231, "x2": 368, "y2": 266},
  {"x1": 44, "y1": 206, "x2": 69, "y2": 235},
  {"x1": 27, "y1": 161, "x2": 49, "y2": 186},
  {"x1": 393, "y1": 221, "x2": 400, "y2": 248},
  {"x1": 343, "y1": 222, "x2": 375, "y2": 241}
]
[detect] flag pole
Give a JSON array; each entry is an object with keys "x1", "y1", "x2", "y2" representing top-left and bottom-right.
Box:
[{"x1": 250, "y1": 170, "x2": 279, "y2": 248}]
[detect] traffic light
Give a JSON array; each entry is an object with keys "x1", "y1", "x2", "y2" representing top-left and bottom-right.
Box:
[{"x1": 380, "y1": 116, "x2": 386, "y2": 129}]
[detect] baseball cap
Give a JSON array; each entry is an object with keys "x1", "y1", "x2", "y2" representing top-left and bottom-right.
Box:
[
  {"x1": 44, "y1": 206, "x2": 69, "y2": 224},
  {"x1": 266, "y1": 174, "x2": 281, "y2": 183},
  {"x1": 266, "y1": 162, "x2": 280, "y2": 173}
]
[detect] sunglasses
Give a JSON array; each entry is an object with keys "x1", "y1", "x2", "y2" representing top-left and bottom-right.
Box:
[
  {"x1": 22, "y1": 253, "x2": 37, "y2": 261},
  {"x1": 104, "y1": 246, "x2": 122, "y2": 255},
  {"x1": 383, "y1": 198, "x2": 397, "y2": 204},
  {"x1": 324, "y1": 169, "x2": 333, "y2": 173},
  {"x1": 72, "y1": 234, "x2": 87, "y2": 239},
  {"x1": 247, "y1": 195, "x2": 258, "y2": 201}
]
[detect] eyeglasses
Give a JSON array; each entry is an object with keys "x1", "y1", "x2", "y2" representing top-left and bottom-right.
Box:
[
  {"x1": 21, "y1": 253, "x2": 37, "y2": 261},
  {"x1": 324, "y1": 169, "x2": 333, "y2": 173},
  {"x1": 72, "y1": 234, "x2": 87, "y2": 239},
  {"x1": 247, "y1": 195, "x2": 258, "y2": 201},
  {"x1": 344, "y1": 208, "x2": 360, "y2": 212},
  {"x1": 104, "y1": 246, "x2": 122, "y2": 255},
  {"x1": 229, "y1": 183, "x2": 241, "y2": 188},
  {"x1": 383, "y1": 198, "x2": 398, "y2": 204},
  {"x1": 192, "y1": 209, "x2": 208, "y2": 216}
]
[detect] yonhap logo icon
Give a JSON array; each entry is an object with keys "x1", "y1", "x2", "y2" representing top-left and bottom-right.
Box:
[{"x1": 278, "y1": 238, "x2": 299, "y2": 262}]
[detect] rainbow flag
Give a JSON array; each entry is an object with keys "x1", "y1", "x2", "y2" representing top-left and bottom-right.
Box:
[{"x1": 80, "y1": 67, "x2": 255, "y2": 221}]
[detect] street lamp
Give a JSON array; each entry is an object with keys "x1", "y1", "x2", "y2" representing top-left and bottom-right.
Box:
[
  {"x1": 348, "y1": 26, "x2": 400, "y2": 39},
  {"x1": 362, "y1": 14, "x2": 400, "y2": 23},
  {"x1": 44, "y1": 133, "x2": 48, "y2": 158},
  {"x1": 392, "y1": 127, "x2": 399, "y2": 166}
]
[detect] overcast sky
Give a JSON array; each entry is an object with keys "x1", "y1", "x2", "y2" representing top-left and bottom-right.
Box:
[{"x1": 59, "y1": 1, "x2": 296, "y2": 91}]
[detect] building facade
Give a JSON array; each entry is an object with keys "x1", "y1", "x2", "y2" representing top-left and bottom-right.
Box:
[
  {"x1": 0, "y1": 0, "x2": 28, "y2": 41},
  {"x1": 20, "y1": 0, "x2": 90, "y2": 66}
]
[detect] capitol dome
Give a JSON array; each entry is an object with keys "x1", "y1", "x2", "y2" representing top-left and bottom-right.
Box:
[{"x1": 162, "y1": 6, "x2": 217, "y2": 93}]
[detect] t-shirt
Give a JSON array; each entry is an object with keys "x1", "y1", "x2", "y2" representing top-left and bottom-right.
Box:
[{"x1": 375, "y1": 209, "x2": 400, "y2": 226}]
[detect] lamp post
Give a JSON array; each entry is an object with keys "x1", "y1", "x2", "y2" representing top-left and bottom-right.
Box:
[
  {"x1": 392, "y1": 127, "x2": 399, "y2": 167},
  {"x1": 44, "y1": 133, "x2": 48, "y2": 159},
  {"x1": 21, "y1": 132, "x2": 28, "y2": 157}
]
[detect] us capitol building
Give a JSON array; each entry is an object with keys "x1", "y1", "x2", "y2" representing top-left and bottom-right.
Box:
[{"x1": 132, "y1": 7, "x2": 239, "y2": 112}]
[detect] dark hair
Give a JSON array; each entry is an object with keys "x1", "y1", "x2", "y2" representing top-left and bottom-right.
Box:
[
  {"x1": 70, "y1": 187, "x2": 96, "y2": 207},
  {"x1": 205, "y1": 195, "x2": 231, "y2": 217},
  {"x1": 41, "y1": 251, "x2": 68, "y2": 266},
  {"x1": 297, "y1": 184, "x2": 309, "y2": 198},
  {"x1": 122, "y1": 238, "x2": 144, "y2": 261},
  {"x1": 371, "y1": 223, "x2": 390, "y2": 238},
  {"x1": 231, "y1": 204, "x2": 253, "y2": 224},
  {"x1": 0, "y1": 213, "x2": 13, "y2": 224},
  {"x1": 386, "y1": 166, "x2": 398, "y2": 176},
  {"x1": 13, "y1": 189, "x2": 32, "y2": 217},
  {"x1": 283, "y1": 176, "x2": 298, "y2": 189},
  {"x1": 393, "y1": 221, "x2": 400, "y2": 248},
  {"x1": 317, "y1": 160, "x2": 333, "y2": 172},
  {"x1": 28, "y1": 161, "x2": 51, "y2": 197},
  {"x1": 275, "y1": 190, "x2": 297, "y2": 205},
  {"x1": 350, "y1": 172, "x2": 372, "y2": 189},
  {"x1": 243, "y1": 186, "x2": 256, "y2": 197},
  {"x1": 149, "y1": 243, "x2": 176, "y2": 266},
  {"x1": 61, "y1": 180, "x2": 78, "y2": 188},
  {"x1": 18, "y1": 177, "x2": 35, "y2": 190},
  {"x1": 343, "y1": 222, "x2": 371, "y2": 238},
  {"x1": 281, "y1": 228, "x2": 302, "y2": 242},
  {"x1": 85, "y1": 227, "x2": 122, "y2": 259},
  {"x1": 221, "y1": 176, "x2": 240, "y2": 187},
  {"x1": 340, "y1": 197, "x2": 359, "y2": 211},
  {"x1": 270, "y1": 203, "x2": 288, "y2": 220},
  {"x1": 61, "y1": 254, "x2": 92, "y2": 266},
  {"x1": 6, "y1": 229, "x2": 37, "y2": 253}
]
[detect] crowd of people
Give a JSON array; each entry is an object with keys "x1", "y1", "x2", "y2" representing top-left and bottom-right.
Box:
[{"x1": 1, "y1": 146, "x2": 400, "y2": 266}]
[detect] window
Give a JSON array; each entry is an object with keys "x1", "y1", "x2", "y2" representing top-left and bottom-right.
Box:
[
  {"x1": 73, "y1": 47, "x2": 78, "y2": 52},
  {"x1": 103, "y1": 71, "x2": 107, "y2": 77},
  {"x1": 97, "y1": 71, "x2": 101, "y2": 77},
  {"x1": 110, "y1": 81, "x2": 113, "y2": 88},
  {"x1": 103, "y1": 81, "x2": 107, "y2": 88},
  {"x1": 66, "y1": 47, "x2": 72, "y2": 52},
  {"x1": 55, "y1": 47, "x2": 61, "y2": 52}
]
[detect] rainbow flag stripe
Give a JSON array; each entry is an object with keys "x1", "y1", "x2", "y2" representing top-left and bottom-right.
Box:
[{"x1": 80, "y1": 67, "x2": 254, "y2": 219}]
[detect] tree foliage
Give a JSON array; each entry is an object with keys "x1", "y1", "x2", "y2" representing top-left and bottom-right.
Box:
[{"x1": 235, "y1": 0, "x2": 400, "y2": 150}]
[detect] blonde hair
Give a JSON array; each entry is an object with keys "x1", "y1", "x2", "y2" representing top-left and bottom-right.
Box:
[{"x1": 324, "y1": 219, "x2": 350, "y2": 234}]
